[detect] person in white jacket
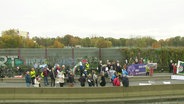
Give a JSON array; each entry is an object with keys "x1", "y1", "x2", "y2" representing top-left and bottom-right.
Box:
[{"x1": 56, "y1": 70, "x2": 65, "y2": 87}]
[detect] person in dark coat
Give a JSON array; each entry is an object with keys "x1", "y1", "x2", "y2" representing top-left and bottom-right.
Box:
[
  {"x1": 68, "y1": 72, "x2": 74, "y2": 87},
  {"x1": 25, "y1": 71, "x2": 31, "y2": 87},
  {"x1": 87, "y1": 74, "x2": 94, "y2": 87},
  {"x1": 78, "y1": 74, "x2": 86, "y2": 87},
  {"x1": 50, "y1": 68, "x2": 56, "y2": 87},
  {"x1": 100, "y1": 72, "x2": 106, "y2": 87},
  {"x1": 43, "y1": 68, "x2": 49, "y2": 86},
  {"x1": 169, "y1": 60, "x2": 173, "y2": 73}
]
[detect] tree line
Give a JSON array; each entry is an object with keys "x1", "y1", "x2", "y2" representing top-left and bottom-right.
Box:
[{"x1": 0, "y1": 29, "x2": 184, "y2": 48}]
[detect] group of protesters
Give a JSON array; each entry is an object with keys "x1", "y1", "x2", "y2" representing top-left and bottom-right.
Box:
[
  {"x1": 24, "y1": 59, "x2": 130, "y2": 88},
  {"x1": 25, "y1": 64, "x2": 67, "y2": 87}
]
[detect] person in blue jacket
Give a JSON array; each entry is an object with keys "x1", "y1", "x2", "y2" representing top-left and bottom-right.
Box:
[
  {"x1": 25, "y1": 71, "x2": 31, "y2": 87},
  {"x1": 122, "y1": 66, "x2": 129, "y2": 87}
]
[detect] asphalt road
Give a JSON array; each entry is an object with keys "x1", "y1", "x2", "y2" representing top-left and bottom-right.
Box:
[{"x1": 0, "y1": 73, "x2": 184, "y2": 88}]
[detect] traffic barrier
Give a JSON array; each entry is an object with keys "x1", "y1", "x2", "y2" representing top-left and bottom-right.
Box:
[
  {"x1": 0, "y1": 74, "x2": 171, "y2": 83},
  {"x1": 0, "y1": 84, "x2": 184, "y2": 102}
]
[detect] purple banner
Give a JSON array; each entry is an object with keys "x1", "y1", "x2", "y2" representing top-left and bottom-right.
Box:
[{"x1": 127, "y1": 64, "x2": 146, "y2": 76}]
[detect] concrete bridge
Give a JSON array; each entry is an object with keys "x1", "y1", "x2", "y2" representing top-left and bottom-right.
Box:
[
  {"x1": 0, "y1": 73, "x2": 184, "y2": 103},
  {"x1": 0, "y1": 84, "x2": 184, "y2": 104}
]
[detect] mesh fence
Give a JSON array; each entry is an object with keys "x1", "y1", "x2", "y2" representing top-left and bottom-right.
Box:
[{"x1": 0, "y1": 48, "x2": 123, "y2": 67}]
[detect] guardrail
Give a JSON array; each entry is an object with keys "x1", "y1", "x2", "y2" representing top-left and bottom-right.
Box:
[
  {"x1": 0, "y1": 84, "x2": 184, "y2": 103},
  {"x1": 0, "y1": 74, "x2": 171, "y2": 83}
]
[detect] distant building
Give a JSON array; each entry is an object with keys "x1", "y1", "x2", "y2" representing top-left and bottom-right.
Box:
[
  {"x1": 15, "y1": 30, "x2": 29, "y2": 38},
  {"x1": 75, "y1": 45, "x2": 82, "y2": 48}
]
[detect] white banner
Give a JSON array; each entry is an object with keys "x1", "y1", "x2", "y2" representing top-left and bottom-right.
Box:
[{"x1": 177, "y1": 60, "x2": 184, "y2": 74}]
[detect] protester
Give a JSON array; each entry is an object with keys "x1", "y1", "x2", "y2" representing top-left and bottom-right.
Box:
[
  {"x1": 116, "y1": 62, "x2": 122, "y2": 75},
  {"x1": 61, "y1": 65, "x2": 65, "y2": 72},
  {"x1": 43, "y1": 68, "x2": 49, "y2": 86},
  {"x1": 85, "y1": 62, "x2": 90, "y2": 74},
  {"x1": 169, "y1": 60, "x2": 174, "y2": 73},
  {"x1": 173, "y1": 63, "x2": 177, "y2": 75},
  {"x1": 34, "y1": 74, "x2": 41, "y2": 87},
  {"x1": 30, "y1": 68, "x2": 36, "y2": 85},
  {"x1": 113, "y1": 75, "x2": 121, "y2": 86},
  {"x1": 50, "y1": 67, "x2": 56, "y2": 87},
  {"x1": 79, "y1": 62, "x2": 84, "y2": 77},
  {"x1": 122, "y1": 68, "x2": 129, "y2": 87},
  {"x1": 68, "y1": 72, "x2": 74, "y2": 87},
  {"x1": 149, "y1": 66, "x2": 154, "y2": 76},
  {"x1": 109, "y1": 66, "x2": 116, "y2": 85},
  {"x1": 87, "y1": 74, "x2": 94, "y2": 87},
  {"x1": 56, "y1": 70, "x2": 65, "y2": 87},
  {"x1": 111, "y1": 72, "x2": 117, "y2": 86},
  {"x1": 78, "y1": 73, "x2": 86, "y2": 87},
  {"x1": 16, "y1": 66, "x2": 22, "y2": 75},
  {"x1": 25, "y1": 71, "x2": 31, "y2": 87},
  {"x1": 146, "y1": 65, "x2": 150, "y2": 76},
  {"x1": 97, "y1": 60, "x2": 102, "y2": 74},
  {"x1": 100, "y1": 72, "x2": 106, "y2": 87},
  {"x1": 92, "y1": 71, "x2": 98, "y2": 87}
]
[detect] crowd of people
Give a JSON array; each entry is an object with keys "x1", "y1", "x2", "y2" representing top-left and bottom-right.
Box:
[
  {"x1": 0, "y1": 58, "x2": 179, "y2": 88},
  {"x1": 25, "y1": 64, "x2": 66, "y2": 87},
  {"x1": 24, "y1": 60, "x2": 130, "y2": 88}
]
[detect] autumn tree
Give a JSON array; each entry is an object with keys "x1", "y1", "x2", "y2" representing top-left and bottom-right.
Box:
[
  {"x1": 152, "y1": 42, "x2": 161, "y2": 48},
  {"x1": 51, "y1": 40, "x2": 64, "y2": 48},
  {"x1": 0, "y1": 29, "x2": 22, "y2": 48},
  {"x1": 70, "y1": 37, "x2": 80, "y2": 47},
  {"x1": 95, "y1": 39, "x2": 112, "y2": 48}
]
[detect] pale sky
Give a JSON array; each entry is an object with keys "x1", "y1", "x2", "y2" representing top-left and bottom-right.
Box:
[{"x1": 0, "y1": 0, "x2": 184, "y2": 40}]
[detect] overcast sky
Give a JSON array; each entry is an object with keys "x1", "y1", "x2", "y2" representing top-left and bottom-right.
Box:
[{"x1": 0, "y1": 0, "x2": 184, "y2": 40}]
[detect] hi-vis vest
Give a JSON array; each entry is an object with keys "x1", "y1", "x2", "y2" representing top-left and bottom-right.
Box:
[
  {"x1": 41, "y1": 72, "x2": 44, "y2": 78},
  {"x1": 30, "y1": 70, "x2": 36, "y2": 78},
  {"x1": 85, "y1": 63, "x2": 90, "y2": 70}
]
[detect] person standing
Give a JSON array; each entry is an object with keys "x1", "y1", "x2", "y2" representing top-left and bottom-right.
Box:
[
  {"x1": 78, "y1": 74, "x2": 86, "y2": 87},
  {"x1": 30, "y1": 68, "x2": 36, "y2": 85},
  {"x1": 98, "y1": 60, "x2": 102, "y2": 74},
  {"x1": 79, "y1": 62, "x2": 84, "y2": 77},
  {"x1": 146, "y1": 65, "x2": 150, "y2": 76},
  {"x1": 122, "y1": 67, "x2": 129, "y2": 87},
  {"x1": 85, "y1": 62, "x2": 90, "y2": 74},
  {"x1": 68, "y1": 72, "x2": 74, "y2": 87},
  {"x1": 116, "y1": 62, "x2": 122, "y2": 75},
  {"x1": 169, "y1": 60, "x2": 174, "y2": 73},
  {"x1": 43, "y1": 68, "x2": 49, "y2": 86},
  {"x1": 50, "y1": 68, "x2": 56, "y2": 87},
  {"x1": 57, "y1": 70, "x2": 65, "y2": 87},
  {"x1": 34, "y1": 75, "x2": 41, "y2": 87},
  {"x1": 92, "y1": 71, "x2": 98, "y2": 87},
  {"x1": 16, "y1": 66, "x2": 22, "y2": 75},
  {"x1": 87, "y1": 74, "x2": 94, "y2": 87},
  {"x1": 173, "y1": 63, "x2": 177, "y2": 75},
  {"x1": 25, "y1": 71, "x2": 31, "y2": 87},
  {"x1": 100, "y1": 72, "x2": 106, "y2": 87},
  {"x1": 111, "y1": 72, "x2": 117, "y2": 86}
]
